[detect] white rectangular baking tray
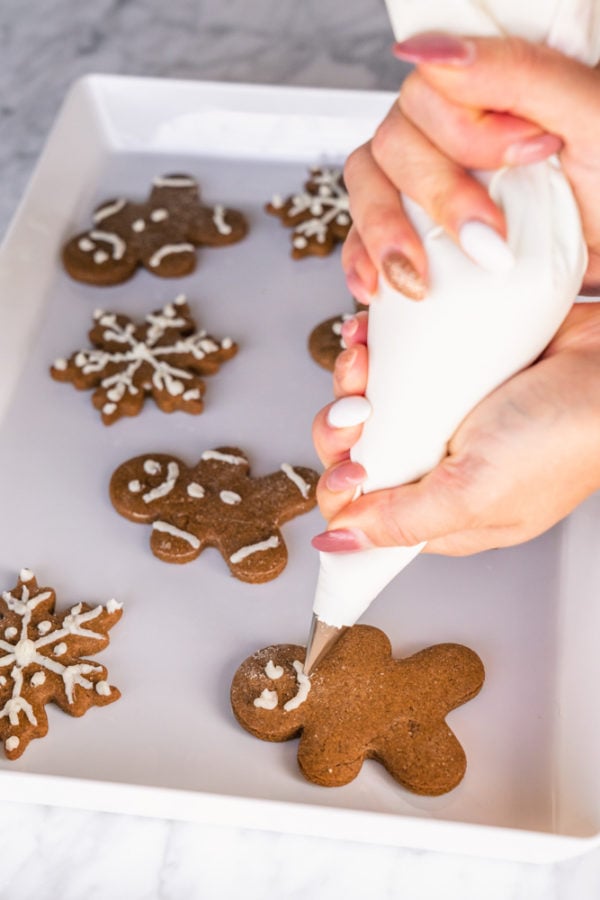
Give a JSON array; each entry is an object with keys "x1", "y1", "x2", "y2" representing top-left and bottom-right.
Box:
[{"x1": 0, "y1": 75, "x2": 599, "y2": 865}]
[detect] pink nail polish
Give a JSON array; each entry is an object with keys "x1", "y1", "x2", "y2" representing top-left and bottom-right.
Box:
[
  {"x1": 340, "y1": 316, "x2": 358, "y2": 341},
  {"x1": 325, "y1": 462, "x2": 366, "y2": 492},
  {"x1": 504, "y1": 133, "x2": 563, "y2": 166},
  {"x1": 393, "y1": 32, "x2": 476, "y2": 66},
  {"x1": 311, "y1": 529, "x2": 371, "y2": 552}
]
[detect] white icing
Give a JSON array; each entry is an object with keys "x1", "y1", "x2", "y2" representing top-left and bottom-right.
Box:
[
  {"x1": 53, "y1": 358, "x2": 68, "y2": 371},
  {"x1": 4, "y1": 628, "x2": 17, "y2": 640},
  {"x1": 283, "y1": 660, "x2": 311, "y2": 712},
  {"x1": 280, "y1": 464, "x2": 311, "y2": 499},
  {"x1": 61, "y1": 299, "x2": 234, "y2": 417},
  {"x1": 253, "y1": 689, "x2": 278, "y2": 710},
  {"x1": 128, "y1": 480, "x2": 141, "y2": 493},
  {"x1": 93, "y1": 198, "x2": 126, "y2": 224},
  {"x1": 313, "y1": 7, "x2": 594, "y2": 629},
  {"x1": 95, "y1": 681, "x2": 111, "y2": 696},
  {"x1": 89, "y1": 230, "x2": 126, "y2": 260},
  {"x1": 221, "y1": 338, "x2": 233, "y2": 349},
  {"x1": 265, "y1": 660, "x2": 284, "y2": 680},
  {"x1": 142, "y1": 461, "x2": 180, "y2": 504},
  {"x1": 132, "y1": 218, "x2": 146, "y2": 232},
  {"x1": 201, "y1": 450, "x2": 246, "y2": 465},
  {"x1": 152, "y1": 521, "x2": 200, "y2": 550},
  {"x1": 30, "y1": 672, "x2": 46, "y2": 687},
  {"x1": 287, "y1": 169, "x2": 349, "y2": 248},
  {"x1": 93, "y1": 250, "x2": 109, "y2": 264},
  {"x1": 143, "y1": 459, "x2": 161, "y2": 475},
  {"x1": 37, "y1": 621, "x2": 51, "y2": 635},
  {"x1": 5, "y1": 737, "x2": 19, "y2": 752},
  {"x1": 53, "y1": 643, "x2": 67, "y2": 657},
  {"x1": 212, "y1": 204, "x2": 232, "y2": 235},
  {"x1": 270, "y1": 194, "x2": 284, "y2": 208},
  {"x1": 152, "y1": 175, "x2": 196, "y2": 188},
  {"x1": 148, "y1": 243, "x2": 195, "y2": 268},
  {"x1": 219, "y1": 490, "x2": 242, "y2": 505},
  {"x1": 78, "y1": 237, "x2": 95, "y2": 252},
  {"x1": 150, "y1": 208, "x2": 168, "y2": 222},
  {"x1": 230, "y1": 536, "x2": 279, "y2": 565},
  {"x1": 19, "y1": 569, "x2": 34, "y2": 583},
  {"x1": 187, "y1": 482, "x2": 205, "y2": 498},
  {"x1": 106, "y1": 599, "x2": 122, "y2": 614}
]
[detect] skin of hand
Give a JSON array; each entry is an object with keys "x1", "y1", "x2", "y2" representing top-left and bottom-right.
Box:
[
  {"x1": 342, "y1": 33, "x2": 600, "y2": 302},
  {"x1": 311, "y1": 304, "x2": 600, "y2": 555}
]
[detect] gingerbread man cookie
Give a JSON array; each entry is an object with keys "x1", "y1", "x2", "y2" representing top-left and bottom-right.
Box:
[
  {"x1": 231, "y1": 625, "x2": 484, "y2": 794},
  {"x1": 308, "y1": 313, "x2": 354, "y2": 371},
  {"x1": 62, "y1": 173, "x2": 248, "y2": 285},
  {"x1": 0, "y1": 569, "x2": 122, "y2": 760},
  {"x1": 266, "y1": 168, "x2": 351, "y2": 258},
  {"x1": 50, "y1": 295, "x2": 237, "y2": 425},
  {"x1": 110, "y1": 447, "x2": 319, "y2": 582}
]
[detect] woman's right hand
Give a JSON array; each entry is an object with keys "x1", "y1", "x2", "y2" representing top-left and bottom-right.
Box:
[{"x1": 342, "y1": 34, "x2": 600, "y2": 304}]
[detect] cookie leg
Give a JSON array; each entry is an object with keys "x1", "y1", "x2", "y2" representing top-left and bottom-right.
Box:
[
  {"x1": 373, "y1": 720, "x2": 468, "y2": 796},
  {"x1": 221, "y1": 530, "x2": 289, "y2": 583}
]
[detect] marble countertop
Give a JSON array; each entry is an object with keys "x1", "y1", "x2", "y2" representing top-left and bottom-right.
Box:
[{"x1": 1, "y1": 0, "x2": 600, "y2": 896}]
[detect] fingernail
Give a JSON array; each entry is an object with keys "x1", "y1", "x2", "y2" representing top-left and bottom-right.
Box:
[
  {"x1": 381, "y1": 251, "x2": 427, "y2": 300},
  {"x1": 327, "y1": 395, "x2": 371, "y2": 428},
  {"x1": 325, "y1": 462, "x2": 366, "y2": 492},
  {"x1": 458, "y1": 222, "x2": 515, "y2": 273},
  {"x1": 504, "y1": 133, "x2": 563, "y2": 166},
  {"x1": 311, "y1": 528, "x2": 372, "y2": 552},
  {"x1": 393, "y1": 33, "x2": 476, "y2": 66},
  {"x1": 346, "y1": 269, "x2": 372, "y2": 306}
]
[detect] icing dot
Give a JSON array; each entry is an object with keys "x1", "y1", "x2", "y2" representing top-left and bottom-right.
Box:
[
  {"x1": 102, "y1": 402, "x2": 117, "y2": 415},
  {"x1": 19, "y1": 568, "x2": 34, "y2": 582},
  {"x1": 336, "y1": 213, "x2": 350, "y2": 225},
  {"x1": 78, "y1": 237, "x2": 95, "y2": 252},
  {"x1": 106, "y1": 599, "x2": 122, "y2": 614},
  {"x1": 30, "y1": 672, "x2": 46, "y2": 688},
  {"x1": 5, "y1": 736, "x2": 19, "y2": 753},
  {"x1": 166, "y1": 380, "x2": 184, "y2": 396},
  {"x1": 270, "y1": 194, "x2": 284, "y2": 208},
  {"x1": 132, "y1": 218, "x2": 146, "y2": 232},
  {"x1": 93, "y1": 250, "x2": 109, "y2": 264},
  {"x1": 53, "y1": 358, "x2": 68, "y2": 371},
  {"x1": 150, "y1": 208, "x2": 168, "y2": 222},
  {"x1": 53, "y1": 642, "x2": 68, "y2": 657},
  {"x1": 75, "y1": 352, "x2": 87, "y2": 367},
  {"x1": 221, "y1": 338, "x2": 233, "y2": 349},
  {"x1": 144, "y1": 460, "x2": 161, "y2": 475},
  {"x1": 174, "y1": 294, "x2": 186, "y2": 306},
  {"x1": 220, "y1": 490, "x2": 242, "y2": 505},
  {"x1": 4, "y1": 627, "x2": 17, "y2": 640},
  {"x1": 187, "y1": 482, "x2": 205, "y2": 499},
  {"x1": 128, "y1": 480, "x2": 141, "y2": 493},
  {"x1": 265, "y1": 660, "x2": 284, "y2": 680},
  {"x1": 253, "y1": 689, "x2": 278, "y2": 710},
  {"x1": 293, "y1": 236, "x2": 308, "y2": 249},
  {"x1": 37, "y1": 621, "x2": 52, "y2": 635},
  {"x1": 95, "y1": 681, "x2": 111, "y2": 696},
  {"x1": 182, "y1": 389, "x2": 201, "y2": 401}
]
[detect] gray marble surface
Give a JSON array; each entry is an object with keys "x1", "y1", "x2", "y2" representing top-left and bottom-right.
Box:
[{"x1": 1, "y1": 0, "x2": 600, "y2": 896}]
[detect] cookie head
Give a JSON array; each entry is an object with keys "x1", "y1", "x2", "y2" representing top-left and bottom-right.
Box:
[{"x1": 110, "y1": 454, "x2": 184, "y2": 522}]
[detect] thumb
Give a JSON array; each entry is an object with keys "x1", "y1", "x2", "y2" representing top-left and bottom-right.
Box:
[
  {"x1": 394, "y1": 34, "x2": 600, "y2": 143},
  {"x1": 318, "y1": 457, "x2": 483, "y2": 549}
]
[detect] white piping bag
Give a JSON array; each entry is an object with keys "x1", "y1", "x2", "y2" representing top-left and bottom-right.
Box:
[{"x1": 305, "y1": 0, "x2": 600, "y2": 672}]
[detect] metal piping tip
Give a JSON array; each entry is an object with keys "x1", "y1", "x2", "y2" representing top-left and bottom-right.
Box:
[{"x1": 303, "y1": 614, "x2": 347, "y2": 676}]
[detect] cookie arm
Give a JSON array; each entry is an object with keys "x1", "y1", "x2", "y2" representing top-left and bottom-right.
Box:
[{"x1": 252, "y1": 468, "x2": 318, "y2": 525}]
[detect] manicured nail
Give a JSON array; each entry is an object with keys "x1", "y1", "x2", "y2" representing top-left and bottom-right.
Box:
[
  {"x1": 327, "y1": 395, "x2": 372, "y2": 428},
  {"x1": 340, "y1": 315, "x2": 358, "y2": 342},
  {"x1": 393, "y1": 33, "x2": 476, "y2": 66},
  {"x1": 458, "y1": 222, "x2": 515, "y2": 273},
  {"x1": 311, "y1": 528, "x2": 371, "y2": 552},
  {"x1": 325, "y1": 461, "x2": 366, "y2": 492},
  {"x1": 504, "y1": 133, "x2": 563, "y2": 166},
  {"x1": 381, "y1": 251, "x2": 427, "y2": 300},
  {"x1": 346, "y1": 269, "x2": 372, "y2": 306}
]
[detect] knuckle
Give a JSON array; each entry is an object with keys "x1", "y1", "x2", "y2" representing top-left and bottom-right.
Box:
[
  {"x1": 432, "y1": 455, "x2": 486, "y2": 527},
  {"x1": 343, "y1": 144, "x2": 367, "y2": 185},
  {"x1": 370, "y1": 114, "x2": 404, "y2": 166},
  {"x1": 377, "y1": 491, "x2": 423, "y2": 547},
  {"x1": 398, "y1": 71, "x2": 424, "y2": 118}
]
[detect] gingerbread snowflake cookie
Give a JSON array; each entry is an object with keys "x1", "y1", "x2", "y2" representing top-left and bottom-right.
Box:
[
  {"x1": 62, "y1": 173, "x2": 248, "y2": 285},
  {"x1": 266, "y1": 168, "x2": 351, "y2": 258},
  {"x1": 110, "y1": 447, "x2": 319, "y2": 582},
  {"x1": 231, "y1": 625, "x2": 484, "y2": 794},
  {"x1": 50, "y1": 295, "x2": 237, "y2": 425},
  {"x1": 0, "y1": 569, "x2": 122, "y2": 760}
]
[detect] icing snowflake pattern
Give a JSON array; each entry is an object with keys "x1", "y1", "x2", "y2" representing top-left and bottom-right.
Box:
[
  {"x1": 266, "y1": 168, "x2": 352, "y2": 258},
  {"x1": 0, "y1": 569, "x2": 122, "y2": 760},
  {"x1": 50, "y1": 295, "x2": 238, "y2": 425},
  {"x1": 62, "y1": 173, "x2": 248, "y2": 285}
]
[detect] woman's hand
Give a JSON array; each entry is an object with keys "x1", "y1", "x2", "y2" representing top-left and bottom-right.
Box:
[
  {"x1": 343, "y1": 34, "x2": 600, "y2": 304},
  {"x1": 312, "y1": 304, "x2": 600, "y2": 555}
]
